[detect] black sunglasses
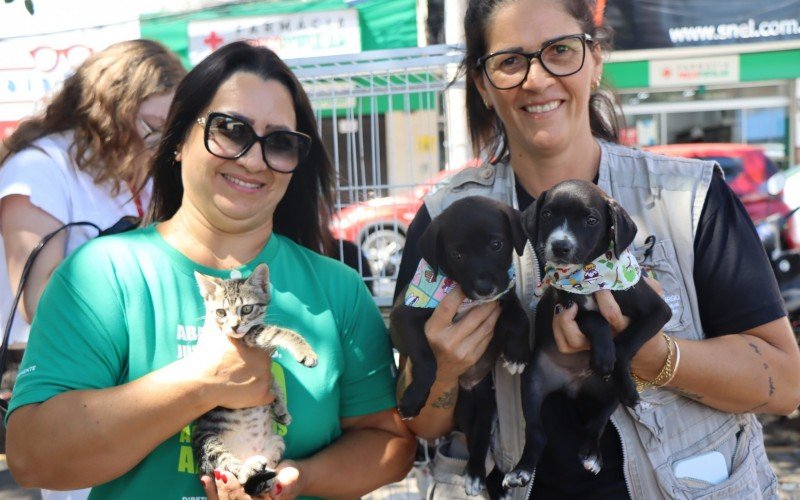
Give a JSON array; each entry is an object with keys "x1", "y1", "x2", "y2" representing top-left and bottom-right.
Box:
[
  {"x1": 476, "y1": 33, "x2": 594, "y2": 90},
  {"x1": 197, "y1": 112, "x2": 312, "y2": 173}
]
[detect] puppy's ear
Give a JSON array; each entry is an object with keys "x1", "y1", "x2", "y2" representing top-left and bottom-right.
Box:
[
  {"x1": 521, "y1": 189, "x2": 547, "y2": 246},
  {"x1": 501, "y1": 204, "x2": 527, "y2": 256},
  {"x1": 607, "y1": 198, "x2": 637, "y2": 257},
  {"x1": 418, "y1": 216, "x2": 444, "y2": 273}
]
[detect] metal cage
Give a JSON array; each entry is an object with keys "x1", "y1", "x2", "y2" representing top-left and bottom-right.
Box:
[{"x1": 288, "y1": 44, "x2": 466, "y2": 306}]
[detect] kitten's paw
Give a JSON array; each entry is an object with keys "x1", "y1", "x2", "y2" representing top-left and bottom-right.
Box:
[
  {"x1": 502, "y1": 469, "x2": 532, "y2": 489},
  {"x1": 239, "y1": 455, "x2": 269, "y2": 485},
  {"x1": 243, "y1": 469, "x2": 277, "y2": 497},
  {"x1": 271, "y1": 406, "x2": 291, "y2": 426},
  {"x1": 300, "y1": 351, "x2": 318, "y2": 367}
]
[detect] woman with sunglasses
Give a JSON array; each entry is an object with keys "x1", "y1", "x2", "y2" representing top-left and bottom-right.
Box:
[
  {"x1": 392, "y1": 0, "x2": 800, "y2": 498},
  {"x1": 5, "y1": 42, "x2": 415, "y2": 499},
  {"x1": 0, "y1": 39, "x2": 185, "y2": 500}
]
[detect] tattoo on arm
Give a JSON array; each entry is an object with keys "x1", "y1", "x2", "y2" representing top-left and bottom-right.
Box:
[
  {"x1": 673, "y1": 387, "x2": 704, "y2": 401},
  {"x1": 744, "y1": 401, "x2": 768, "y2": 413},
  {"x1": 431, "y1": 387, "x2": 457, "y2": 409},
  {"x1": 769, "y1": 376, "x2": 775, "y2": 397},
  {"x1": 748, "y1": 342, "x2": 762, "y2": 355}
]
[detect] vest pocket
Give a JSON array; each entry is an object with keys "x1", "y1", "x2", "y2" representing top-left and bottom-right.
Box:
[
  {"x1": 628, "y1": 396, "x2": 776, "y2": 499},
  {"x1": 631, "y1": 239, "x2": 691, "y2": 334},
  {"x1": 657, "y1": 421, "x2": 767, "y2": 499}
]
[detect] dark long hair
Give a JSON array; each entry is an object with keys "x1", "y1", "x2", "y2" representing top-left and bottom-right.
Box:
[
  {"x1": 461, "y1": 0, "x2": 623, "y2": 159},
  {"x1": 1, "y1": 39, "x2": 185, "y2": 195},
  {"x1": 147, "y1": 41, "x2": 334, "y2": 253}
]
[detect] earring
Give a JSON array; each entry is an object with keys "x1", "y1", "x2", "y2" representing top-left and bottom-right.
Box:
[
  {"x1": 592, "y1": 78, "x2": 601, "y2": 91},
  {"x1": 484, "y1": 99, "x2": 493, "y2": 110},
  {"x1": 173, "y1": 150, "x2": 178, "y2": 156}
]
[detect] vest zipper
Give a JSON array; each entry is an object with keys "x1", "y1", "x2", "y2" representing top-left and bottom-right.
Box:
[{"x1": 611, "y1": 416, "x2": 634, "y2": 498}]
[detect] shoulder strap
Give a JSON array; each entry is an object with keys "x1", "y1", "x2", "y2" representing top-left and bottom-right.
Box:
[{"x1": 0, "y1": 221, "x2": 102, "y2": 415}]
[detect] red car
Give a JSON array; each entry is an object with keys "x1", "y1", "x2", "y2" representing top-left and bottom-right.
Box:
[
  {"x1": 332, "y1": 165, "x2": 472, "y2": 280},
  {"x1": 644, "y1": 143, "x2": 786, "y2": 225}
]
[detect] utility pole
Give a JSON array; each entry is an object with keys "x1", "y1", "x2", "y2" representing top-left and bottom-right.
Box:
[{"x1": 443, "y1": 0, "x2": 470, "y2": 169}]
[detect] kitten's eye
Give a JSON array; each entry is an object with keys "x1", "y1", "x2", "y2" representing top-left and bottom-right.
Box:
[
  {"x1": 586, "y1": 216, "x2": 599, "y2": 226},
  {"x1": 241, "y1": 305, "x2": 253, "y2": 314},
  {"x1": 489, "y1": 240, "x2": 503, "y2": 251},
  {"x1": 541, "y1": 209, "x2": 552, "y2": 221},
  {"x1": 449, "y1": 250, "x2": 462, "y2": 261},
  {"x1": 216, "y1": 309, "x2": 227, "y2": 318}
]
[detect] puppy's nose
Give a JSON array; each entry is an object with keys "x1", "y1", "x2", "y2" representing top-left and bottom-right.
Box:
[
  {"x1": 551, "y1": 240, "x2": 572, "y2": 258},
  {"x1": 474, "y1": 278, "x2": 495, "y2": 296}
]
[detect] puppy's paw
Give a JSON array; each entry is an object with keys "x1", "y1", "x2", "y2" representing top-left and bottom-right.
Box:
[
  {"x1": 581, "y1": 453, "x2": 603, "y2": 475},
  {"x1": 396, "y1": 405, "x2": 418, "y2": 421},
  {"x1": 617, "y1": 378, "x2": 640, "y2": 408},
  {"x1": 464, "y1": 473, "x2": 485, "y2": 496},
  {"x1": 502, "y1": 469, "x2": 532, "y2": 489},
  {"x1": 398, "y1": 393, "x2": 426, "y2": 420},
  {"x1": 502, "y1": 358, "x2": 526, "y2": 375},
  {"x1": 590, "y1": 354, "x2": 615, "y2": 378}
]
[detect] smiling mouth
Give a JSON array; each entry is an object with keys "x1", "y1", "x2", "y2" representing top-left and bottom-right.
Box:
[
  {"x1": 222, "y1": 173, "x2": 264, "y2": 189},
  {"x1": 524, "y1": 101, "x2": 560, "y2": 113}
]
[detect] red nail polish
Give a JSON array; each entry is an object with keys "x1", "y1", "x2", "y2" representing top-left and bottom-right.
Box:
[
  {"x1": 221, "y1": 474, "x2": 228, "y2": 484},
  {"x1": 214, "y1": 470, "x2": 221, "y2": 480},
  {"x1": 274, "y1": 483, "x2": 283, "y2": 495}
]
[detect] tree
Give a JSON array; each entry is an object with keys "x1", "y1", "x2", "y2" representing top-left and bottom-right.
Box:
[{"x1": 4, "y1": 0, "x2": 34, "y2": 15}]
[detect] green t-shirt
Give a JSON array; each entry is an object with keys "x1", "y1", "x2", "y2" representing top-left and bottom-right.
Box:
[{"x1": 8, "y1": 225, "x2": 396, "y2": 499}]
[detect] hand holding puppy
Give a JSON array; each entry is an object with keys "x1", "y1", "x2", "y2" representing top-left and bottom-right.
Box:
[
  {"x1": 551, "y1": 278, "x2": 668, "y2": 379},
  {"x1": 424, "y1": 285, "x2": 502, "y2": 384}
]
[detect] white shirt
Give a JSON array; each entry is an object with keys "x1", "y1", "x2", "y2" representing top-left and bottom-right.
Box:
[{"x1": 0, "y1": 131, "x2": 149, "y2": 348}]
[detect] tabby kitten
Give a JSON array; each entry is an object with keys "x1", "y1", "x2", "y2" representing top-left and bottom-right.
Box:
[{"x1": 193, "y1": 263, "x2": 318, "y2": 496}]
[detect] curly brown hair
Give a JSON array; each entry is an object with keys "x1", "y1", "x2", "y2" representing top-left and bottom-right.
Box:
[{"x1": 0, "y1": 39, "x2": 186, "y2": 195}]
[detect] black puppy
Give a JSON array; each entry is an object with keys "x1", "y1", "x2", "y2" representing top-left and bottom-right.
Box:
[
  {"x1": 503, "y1": 180, "x2": 672, "y2": 489},
  {"x1": 390, "y1": 195, "x2": 530, "y2": 495}
]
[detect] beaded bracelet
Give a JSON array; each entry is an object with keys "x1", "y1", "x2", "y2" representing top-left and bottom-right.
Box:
[{"x1": 631, "y1": 333, "x2": 677, "y2": 393}]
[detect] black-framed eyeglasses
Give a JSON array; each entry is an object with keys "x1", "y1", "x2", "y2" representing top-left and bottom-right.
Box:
[
  {"x1": 476, "y1": 33, "x2": 594, "y2": 90},
  {"x1": 197, "y1": 112, "x2": 312, "y2": 173},
  {"x1": 139, "y1": 118, "x2": 162, "y2": 150}
]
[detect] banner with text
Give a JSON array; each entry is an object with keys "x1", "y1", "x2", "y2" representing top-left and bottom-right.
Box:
[
  {"x1": 601, "y1": 0, "x2": 800, "y2": 50},
  {"x1": 188, "y1": 9, "x2": 361, "y2": 66}
]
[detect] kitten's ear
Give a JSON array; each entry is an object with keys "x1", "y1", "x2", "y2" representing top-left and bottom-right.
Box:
[
  {"x1": 248, "y1": 263, "x2": 270, "y2": 293},
  {"x1": 194, "y1": 271, "x2": 222, "y2": 299}
]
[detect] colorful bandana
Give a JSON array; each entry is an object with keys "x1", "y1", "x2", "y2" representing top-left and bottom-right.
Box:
[
  {"x1": 536, "y1": 244, "x2": 641, "y2": 296},
  {"x1": 404, "y1": 258, "x2": 516, "y2": 309}
]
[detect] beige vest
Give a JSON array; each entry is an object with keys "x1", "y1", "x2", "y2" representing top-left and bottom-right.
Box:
[{"x1": 423, "y1": 140, "x2": 778, "y2": 499}]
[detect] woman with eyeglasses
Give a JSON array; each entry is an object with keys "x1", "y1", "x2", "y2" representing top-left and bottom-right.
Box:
[
  {"x1": 392, "y1": 0, "x2": 800, "y2": 498},
  {"x1": 4, "y1": 41, "x2": 414, "y2": 499},
  {"x1": 0, "y1": 39, "x2": 185, "y2": 500}
]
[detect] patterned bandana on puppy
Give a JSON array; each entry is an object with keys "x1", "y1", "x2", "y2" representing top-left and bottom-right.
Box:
[
  {"x1": 404, "y1": 258, "x2": 516, "y2": 310},
  {"x1": 536, "y1": 243, "x2": 641, "y2": 296}
]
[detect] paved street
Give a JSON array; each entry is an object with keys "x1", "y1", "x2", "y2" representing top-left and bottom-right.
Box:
[{"x1": 0, "y1": 415, "x2": 797, "y2": 499}]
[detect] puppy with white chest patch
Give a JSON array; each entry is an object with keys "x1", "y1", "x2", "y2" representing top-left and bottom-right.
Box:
[
  {"x1": 502, "y1": 179, "x2": 672, "y2": 490},
  {"x1": 390, "y1": 195, "x2": 530, "y2": 496}
]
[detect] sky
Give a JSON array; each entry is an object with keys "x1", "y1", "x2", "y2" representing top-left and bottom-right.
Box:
[{"x1": 0, "y1": 0, "x2": 183, "y2": 39}]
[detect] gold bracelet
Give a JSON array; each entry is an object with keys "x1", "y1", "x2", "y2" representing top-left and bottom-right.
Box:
[
  {"x1": 631, "y1": 333, "x2": 675, "y2": 393},
  {"x1": 661, "y1": 338, "x2": 681, "y2": 386}
]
